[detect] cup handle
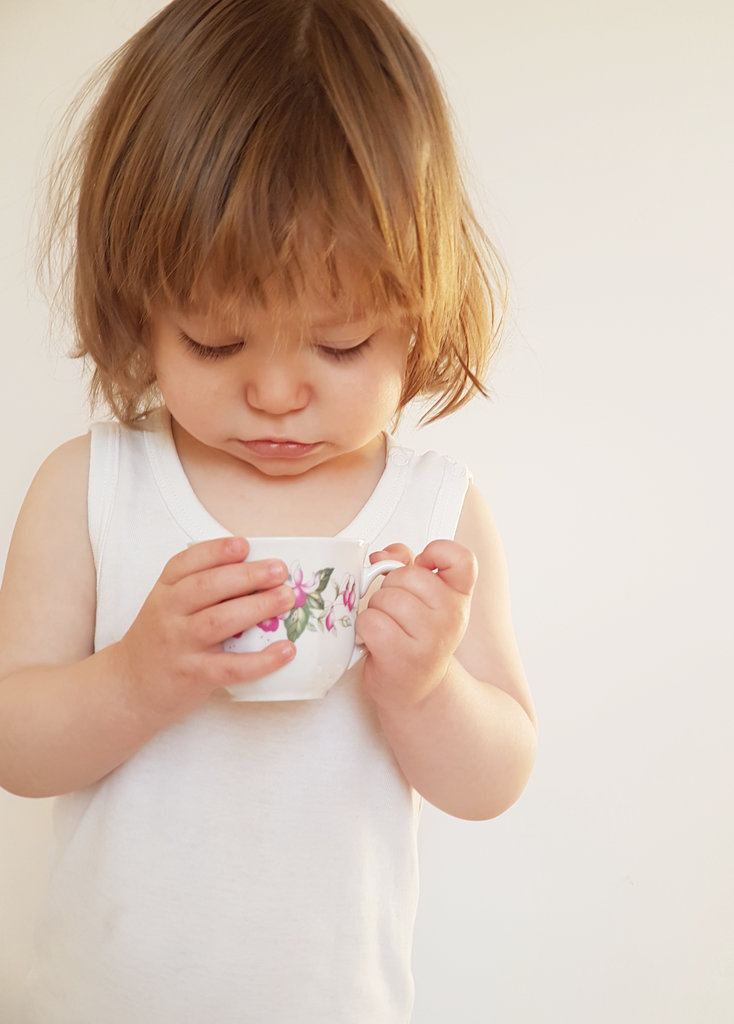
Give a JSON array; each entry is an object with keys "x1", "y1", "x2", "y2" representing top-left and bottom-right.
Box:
[{"x1": 347, "y1": 558, "x2": 405, "y2": 669}]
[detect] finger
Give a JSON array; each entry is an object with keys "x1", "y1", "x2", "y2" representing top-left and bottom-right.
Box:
[
  {"x1": 361, "y1": 587, "x2": 426, "y2": 640},
  {"x1": 191, "y1": 584, "x2": 296, "y2": 647},
  {"x1": 161, "y1": 537, "x2": 250, "y2": 585},
  {"x1": 369, "y1": 543, "x2": 413, "y2": 566},
  {"x1": 414, "y1": 540, "x2": 477, "y2": 595},
  {"x1": 356, "y1": 604, "x2": 415, "y2": 651},
  {"x1": 177, "y1": 557, "x2": 290, "y2": 614},
  {"x1": 373, "y1": 562, "x2": 446, "y2": 610},
  {"x1": 216, "y1": 640, "x2": 297, "y2": 688}
]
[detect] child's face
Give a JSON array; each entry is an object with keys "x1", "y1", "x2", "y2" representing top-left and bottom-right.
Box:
[{"x1": 149, "y1": 288, "x2": 412, "y2": 478}]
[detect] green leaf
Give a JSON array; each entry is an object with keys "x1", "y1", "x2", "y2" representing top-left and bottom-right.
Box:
[
  {"x1": 285, "y1": 606, "x2": 309, "y2": 643},
  {"x1": 307, "y1": 592, "x2": 325, "y2": 611},
  {"x1": 314, "y1": 568, "x2": 335, "y2": 594}
]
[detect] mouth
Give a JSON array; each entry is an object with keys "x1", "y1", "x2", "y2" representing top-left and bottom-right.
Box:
[{"x1": 239, "y1": 439, "x2": 321, "y2": 459}]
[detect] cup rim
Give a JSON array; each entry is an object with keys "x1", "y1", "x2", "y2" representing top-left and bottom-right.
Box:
[{"x1": 243, "y1": 536, "x2": 369, "y2": 545}]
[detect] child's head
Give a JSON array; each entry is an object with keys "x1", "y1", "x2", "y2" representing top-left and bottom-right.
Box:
[{"x1": 47, "y1": 0, "x2": 505, "y2": 424}]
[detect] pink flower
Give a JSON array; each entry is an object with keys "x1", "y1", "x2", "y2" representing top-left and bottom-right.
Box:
[
  {"x1": 291, "y1": 587, "x2": 308, "y2": 609},
  {"x1": 325, "y1": 605, "x2": 335, "y2": 632},
  {"x1": 290, "y1": 563, "x2": 318, "y2": 609},
  {"x1": 258, "y1": 617, "x2": 281, "y2": 632},
  {"x1": 341, "y1": 575, "x2": 357, "y2": 612}
]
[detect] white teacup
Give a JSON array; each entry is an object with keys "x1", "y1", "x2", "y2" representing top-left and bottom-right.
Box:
[{"x1": 223, "y1": 537, "x2": 403, "y2": 701}]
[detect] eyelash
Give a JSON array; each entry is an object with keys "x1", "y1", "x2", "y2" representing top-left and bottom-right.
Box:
[
  {"x1": 179, "y1": 333, "x2": 244, "y2": 360},
  {"x1": 319, "y1": 336, "x2": 373, "y2": 361},
  {"x1": 179, "y1": 331, "x2": 374, "y2": 362}
]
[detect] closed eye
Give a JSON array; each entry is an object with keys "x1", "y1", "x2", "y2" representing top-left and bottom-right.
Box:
[
  {"x1": 318, "y1": 336, "x2": 373, "y2": 362},
  {"x1": 179, "y1": 332, "x2": 245, "y2": 360}
]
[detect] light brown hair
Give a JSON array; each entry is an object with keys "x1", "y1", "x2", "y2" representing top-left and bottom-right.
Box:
[{"x1": 43, "y1": 0, "x2": 506, "y2": 423}]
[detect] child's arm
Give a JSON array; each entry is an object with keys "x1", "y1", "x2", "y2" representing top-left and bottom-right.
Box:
[
  {"x1": 357, "y1": 483, "x2": 537, "y2": 821},
  {"x1": 0, "y1": 437, "x2": 295, "y2": 798}
]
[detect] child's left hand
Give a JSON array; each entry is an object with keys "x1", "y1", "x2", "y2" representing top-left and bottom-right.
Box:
[{"x1": 356, "y1": 540, "x2": 478, "y2": 710}]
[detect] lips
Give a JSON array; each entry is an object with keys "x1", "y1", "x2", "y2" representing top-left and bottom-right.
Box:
[{"x1": 241, "y1": 439, "x2": 321, "y2": 459}]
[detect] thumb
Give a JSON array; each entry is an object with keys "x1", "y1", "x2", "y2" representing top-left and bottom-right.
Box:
[
  {"x1": 370, "y1": 543, "x2": 413, "y2": 566},
  {"x1": 414, "y1": 539, "x2": 477, "y2": 595}
]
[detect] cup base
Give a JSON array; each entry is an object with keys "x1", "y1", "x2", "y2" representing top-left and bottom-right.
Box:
[{"x1": 224, "y1": 682, "x2": 331, "y2": 702}]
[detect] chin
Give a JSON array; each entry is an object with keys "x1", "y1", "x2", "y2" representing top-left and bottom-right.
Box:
[{"x1": 245, "y1": 456, "x2": 319, "y2": 478}]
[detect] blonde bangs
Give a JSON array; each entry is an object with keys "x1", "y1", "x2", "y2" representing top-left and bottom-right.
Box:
[
  {"x1": 46, "y1": 0, "x2": 505, "y2": 422},
  {"x1": 179, "y1": 94, "x2": 425, "y2": 325}
]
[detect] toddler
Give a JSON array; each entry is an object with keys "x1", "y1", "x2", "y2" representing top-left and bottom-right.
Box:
[{"x1": 0, "y1": 1, "x2": 536, "y2": 1020}]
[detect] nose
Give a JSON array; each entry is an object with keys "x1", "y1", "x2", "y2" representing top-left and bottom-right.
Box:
[{"x1": 245, "y1": 356, "x2": 310, "y2": 416}]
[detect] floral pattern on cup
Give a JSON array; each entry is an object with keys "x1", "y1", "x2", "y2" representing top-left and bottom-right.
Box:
[{"x1": 232, "y1": 563, "x2": 357, "y2": 645}]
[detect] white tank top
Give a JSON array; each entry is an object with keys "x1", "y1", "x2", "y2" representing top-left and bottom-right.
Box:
[{"x1": 22, "y1": 408, "x2": 470, "y2": 1024}]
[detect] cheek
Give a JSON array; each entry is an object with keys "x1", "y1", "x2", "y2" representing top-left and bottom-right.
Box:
[
  {"x1": 153, "y1": 356, "x2": 208, "y2": 414},
  {"x1": 152, "y1": 360, "x2": 184, "y2": 405},
  {"x1": 345, "y1": 365, "x2": 404, "y2": 421},
  {"x1": 379, "y1": 354, "x2": 409, "y2": 404},
  {"x1": 150, "y1": 344, "x2": 176, "y2": 390},
  {"x1": 376, "y1": 372, "x2": 405, "y2": 410}
]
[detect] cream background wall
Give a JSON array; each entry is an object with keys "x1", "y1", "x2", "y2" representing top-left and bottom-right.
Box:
[{"x1": 1, "y1": 1, "x2": 732, "y2": 1021}]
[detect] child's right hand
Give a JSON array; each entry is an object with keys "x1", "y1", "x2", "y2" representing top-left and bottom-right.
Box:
[
  {"x1": 114, "y1": 537, "x2": 296, "y2": 719},
  {"x1": 0, "y1": 444, "x2": 298, "y2": 796}
]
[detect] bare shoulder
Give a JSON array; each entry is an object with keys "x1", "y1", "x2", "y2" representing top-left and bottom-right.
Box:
[
  {"x1": 7, "y1": 435, "x2": 92, "y2": 558},
  {"x1": 454, "y1": 482, "x2": 509, "y2": 574},
  {"x1": 454, "y1": 482, "x2": 536, "y2": 725},
  {"x1": 26, "y1": 433, "x2": 90, "y2": 493},
  {"x1": 0, "y1": 434, "x2": 96, "y2": 674},
  {"x1": 454, "y1": 483, "x2": 518, "y2": 615}
]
